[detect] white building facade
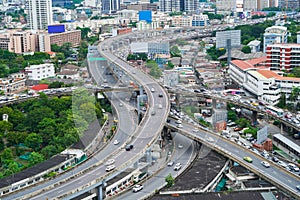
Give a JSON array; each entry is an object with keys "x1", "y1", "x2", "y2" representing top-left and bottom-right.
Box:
[
  {"x1": 26, "y1": 0, "x2": 53, "y2": 30},
  {"x1": 25, "y1": 63, "x2": 55, "y2": 80}
]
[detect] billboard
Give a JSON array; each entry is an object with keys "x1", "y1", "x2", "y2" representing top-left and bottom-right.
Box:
[
  {"x1": 257, "y1": 126, "x2": 268, "y2": 144},
  {"x1": 216, "y1": 30, "x2": 241, "y2": 48},
  {"x1": 48, "y1": 25, "x2": 65, "y2": 34},
  {"x1": 139, "y1": 10, "x2": 152, "y2": 23}
]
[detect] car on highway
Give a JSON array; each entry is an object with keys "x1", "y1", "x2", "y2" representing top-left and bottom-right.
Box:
[
  {"x1": 177, "y1": 124, "x2": 183, "y2": 128},
  {"x1": 119, "y1": 103, "x2": 123, "y2": 107},
  {"x1": 206, "y1": 137, "x2": 215, "y2": 143},
  {"x1": 151, "y1": 88, "x2": 155, "y2": 92},
  {"x1": 278, "y1": 161, "x2": 287, "y2": 168},
  {"x1": 176, "y1": 120, "x2": 182, "y2": 124},
  {"x1": 151, "y1": 110, "x2": 156, "y2": 115},
  {"x1": 167, "y1": 161, "x2": 174, "y2": 166},
  {"x1": 158, "y1": 104, "x2": 162, "y2": 109},
  {"x1": 158, "y1": 93, "x2": 163, "y2": 97},
  {"x1": 105, "y1": 159, "x2": 115, "y2": 166},
  {"x1": 243, "y1": 156, "x2": 253, "y2": 163},
  {"x1": 125, "y1": 144, "x2": 133, "y2": 151},
  {"x1": 178, "y1": 144, "x2": 183, "y2": 149},
  {"x1": 288, "y1": 163, "x2": 300, "y2": 172},
  {"x1": 113, "y1": 140, "x2": 120, "y2": 145},
  {"x1": 192, "y1": 128, "x2": 198, "y2": 132},
  {"x1": 296, "y1": 185, "x2": 300, "y2": 191},
  {"x1": 261, "y1": 161, "x2": 270, "y2": 168},
  {"x1": 132, "y1": 184, "x2": 143, "y2": 192},
  {"x1": 106, "y1": 165, "x2": 115, "y2": 172},
  {"x1": 174, "y1": 163, "x2": 182, "y2": 171},
  {"x1": 272, "y1": 156, "x2": 279, "y2": 162}
]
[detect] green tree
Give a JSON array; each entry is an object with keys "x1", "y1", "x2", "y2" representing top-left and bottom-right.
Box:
[
  {"x1": 76, "y1": 27, "x2": 91, "y2": 39},
  {"x1": 6, "y1": 131, "x2": 27, "y2": 146},
  {"x1": 0, "y1": 147, "x2": 13, "y2": 160},
  {"x1": 25, "y1": 133, "x2": 43, "y2": 151},
  {"x1": 228, "y1": 110, "x2": 238, "y2": 122},
  {"x1": 5, "y1": 161, "x2": 20, "y2": 176},
  {"x1": 41, "y1": 145, "x2": 58, "y2": 159},
  {"x1": 170, "y1": 46, "x2": 181, "y2": 57},
  {"x1": 277, "y1": 93, "x2": 287, "y2": 108},
  {"x1": 28, "y1": 152, "x2": 45, "y2": 166},
  {"x1": 149, "y1": 63, "x2": 162, "y2": 79},
  {"x1": 165, "y1": 173, "x2": 174, "y2": 187},
  {"x1": 166, "y1": 61, "x2": 174, "y2": 70},
  {"x1": 0, "y1": 120, "x2": 13, "y2": 133},
  {"x1": 236, "y1": 118, "x2": 250, "y2": 128},
  {"x1": 241, "y1": 45, "x2": 251, "y2": 54},
  {"x1": 0, "y1": 64, "x2": 9, "y2": 77}
]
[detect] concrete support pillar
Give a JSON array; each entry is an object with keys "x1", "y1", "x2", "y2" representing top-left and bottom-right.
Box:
[
  {"x1": 280, "y1": 123, "x2": 283, "y2": 134},
  {"x1": 252, "y1": 111, "x2": 258, "y2": 125},
  {"x1": 212, "y1": 99, "x2": 217, "y2": 109},
  {"x1": 97, "y1": 182, "x2": 106, "y2": 200},
  {"x1": 146, "y1": 148, "x2": 152, "y2": 164}
]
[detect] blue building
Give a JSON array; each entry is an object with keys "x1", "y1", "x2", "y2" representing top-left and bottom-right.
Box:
[{"x1": 139, "y1": 10, "x2": 152, "y2": 23}]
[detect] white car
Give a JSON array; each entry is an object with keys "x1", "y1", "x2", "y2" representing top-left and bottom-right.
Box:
[
  {"x1": 167, "y1": 161, "x2": 174, "y2": 167},
  {"x1": 278, "y1": 161, "x2": 287, "y2": 168},
  {"x1": 105, "y1": 165, "x2": 115, "y2": 172},
  {"x1": 178, "y1": 144, "x2": 183, "y2": 149},
  {"x1": 105, "y1": 159, "x2": 115, "y2": 166},
  {"x1": 174, "y1": 163, "x2": 182, "y2": 171},
  {"x1": 206, "y1": 137, "x2": 214, "y2": 143},
  {"x1": 192, "y1": 128, "x2": 198, "y2": 132},
  {"x1": 151, "y1": 88, "x2": 155, "y2": 92},
  {"x1": 132, "y1": 184, "x2": 143, "y2": 192},
  {"x1": 177, "y1": 124, "x2": 183, "y2": 128},
  {"x1": 176, "y1": 120, "x2": 182, "y2": 124},
  {"x1": 113, "y1": 140, "x2": 120, "y2": 145},
  {"x1": 261, "y1": 161, "x2": 270, "y2": 168}
]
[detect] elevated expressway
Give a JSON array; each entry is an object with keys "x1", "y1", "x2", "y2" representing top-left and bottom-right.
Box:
[
  {"x1": 177, "y1": 90, "x2": 300, "y2": 132},
  {"x1": 166, "y1": 118, "x2": 300, "y2": 198},
  {"x1": 2, "y1": 34, "x2": 170, "y2": 199}
]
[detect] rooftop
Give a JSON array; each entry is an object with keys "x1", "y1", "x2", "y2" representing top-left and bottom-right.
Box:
[{"x1": 151, "y1": 191, "x2": 267, "y2": 200}]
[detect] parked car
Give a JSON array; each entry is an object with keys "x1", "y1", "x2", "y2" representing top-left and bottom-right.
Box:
[
  {"x1": 132, "y1": 184, "x2": 143, "y2": 192},
  {"x1": 234, "y1": 127, "x2": 243, "y2": 132}
]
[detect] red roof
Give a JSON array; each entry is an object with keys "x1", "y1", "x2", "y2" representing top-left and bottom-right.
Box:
[
  {"x1": 31, "y1": 84, "x2": 48, "y2": 91},
  {"x1": 247, "y1": 56, "x2": 267, "y2": 65},
  {"x1": 231, "y1": 60, "x2": 254, "y2": 70}
]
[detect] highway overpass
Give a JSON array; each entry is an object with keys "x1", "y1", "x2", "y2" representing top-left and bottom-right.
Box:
[{"x1": 165, "y1": 118, "x2": 300, "y2": 198}]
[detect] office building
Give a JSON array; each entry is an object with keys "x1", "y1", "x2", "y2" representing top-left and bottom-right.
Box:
[
  {"x1": 26, "y1": 0, "x2": 53, "y2": 30},
  {"x1": 191, "y1": 14, "x2": 209, "y2": 27},
  {"x1": 229, "y1": 57, "x2": 300, "y2": 105},
  {"x1": 266, "y1": 43, "x2": 300, "y2": 72},
  {"x1": 263, "y1": 26, "x2": 287, "y2": 53},
  {"x1": 101, "y1": 0, "x2": 120, "y2": 14}
]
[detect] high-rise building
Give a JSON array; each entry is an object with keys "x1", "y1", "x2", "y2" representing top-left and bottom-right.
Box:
[
  {"x1": 101, "y1": 0, "x2": 120, "y2": 14},
  {"x1": 159, "y1": 0, "x2": 199, "y2": 12},
  {"x1": 26, "y1": 0, "x2": 53, "y2": 30},
  {"x1": 263, "y1": 26, "x2": 287, "y2": 53}
]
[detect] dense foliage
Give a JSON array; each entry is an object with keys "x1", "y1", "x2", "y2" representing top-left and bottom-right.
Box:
[
  {"x1": 0, "y1": 89, "x2": 105, "y2": 178},
  {"x1": 0, "y1": 50, "x2": 50, "y2": 77}
]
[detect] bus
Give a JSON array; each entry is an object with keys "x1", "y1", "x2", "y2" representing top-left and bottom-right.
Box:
[
  {"x1": 265, "y1": 105, "x2": 284, "y2": 117},
  {"x1": 266, "y1": 106, "x2": 283, "y2": 117},
  {"x1": 222, "y1": 89, "x2": 245, "y2": 96}
]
